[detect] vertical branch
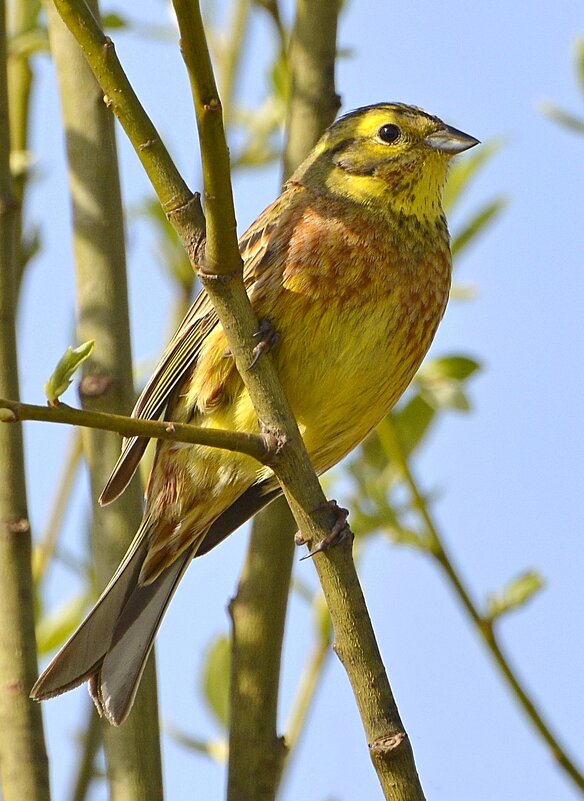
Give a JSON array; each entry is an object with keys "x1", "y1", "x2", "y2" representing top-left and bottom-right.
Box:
[
  {"x1": 227, "y1": 3, "x2": 340, "y2": 798},
  {"x1": 0, "y1": 2, "x2": 50, "y2": 799},
  {"x1": 6, "y1": 0, "x2": 39, "y2": 293},
  {"x1": 45, "y1": 6, "x2": 163, "y2": 800},
  {"x1": 227, "y1": 498, "x2": 295, "y2": 801},
  {"x1": 282, "y1": 0, "x2": 341, "y2": 180}
]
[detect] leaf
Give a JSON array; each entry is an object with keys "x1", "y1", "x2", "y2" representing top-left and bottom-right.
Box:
[
  {"x1": 202, "y1": 635, "x2": 231, "y2": 729},
  {"x1": 486, "y1": 570, "x2": 545, "y2": 621},
  {"x1": 384, "y1": 526, "x2": 431, "y2": 552},
  {"x1": 538, "y1": 101, "x2": 584, "y2": 135},
  {"x1": 390, "y1": 394, "x2": 436, "y2": 458},
  {"x1": 165, "y1": 724, "x2": 227, "y2": 762},
  {"x1": 44, "y1": 340, "x2": 94, "y2": 405},
  {"x1": 416, "y1": 355, "x2": 481, "y2": 412},
  {"x1": 36, "y1": 592, "x2": 91, "y2": 654},
  {"x1": 422, "y1": 355, "x2": 481, "y2": 382},
  {"x1": 102, "y1": 13, "x2": 128, "y2": 29},
  {"x1": 452, "y1": 197, "x2": 508, "y2": 258}
]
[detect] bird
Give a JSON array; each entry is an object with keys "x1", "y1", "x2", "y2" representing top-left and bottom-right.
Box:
[{"x1": 31, "y1": 103, "x2": 479, "y2": 725}]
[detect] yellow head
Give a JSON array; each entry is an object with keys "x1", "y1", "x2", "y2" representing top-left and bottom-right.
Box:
[{"x1": 289, "y1": 103, "x2": 479, "y2": 220}]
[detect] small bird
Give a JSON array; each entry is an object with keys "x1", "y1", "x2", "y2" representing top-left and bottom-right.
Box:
[{"x1": 31, "y1": 103, "x2": 478, "y2": 724}]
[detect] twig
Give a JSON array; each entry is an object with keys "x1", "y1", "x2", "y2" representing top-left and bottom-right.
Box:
[
  {"x1": 0, "y1": 398, "x2": 270, "y2": 462},
  {"x1": 379, "y1": 415, "x2": 584, "y2": 793}
]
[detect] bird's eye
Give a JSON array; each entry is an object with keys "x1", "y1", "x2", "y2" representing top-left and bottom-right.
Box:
[{"x1": 378, "y1": 124, "x2": 401, "y2": 144}]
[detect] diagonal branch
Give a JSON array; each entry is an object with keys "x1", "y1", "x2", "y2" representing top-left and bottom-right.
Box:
[{"x1": 380, "y1": 415, "x2": 584, "y2": 793}]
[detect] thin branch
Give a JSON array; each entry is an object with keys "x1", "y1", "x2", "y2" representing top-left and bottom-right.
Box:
[
  {"x1": 227, "y1": 497, "x2": 295, "y2": 801},
  {"x1": 282, "y1": 0, "x2": 341, "y2": 180},
  {"x1": 0, "y1": 398, "x2": 270, "y2": 462},
  {"x1": 0, "y1": 1, "x2": 50, "y2": 797},
  {"x1": 44, "y1": 4, "x2": 164, "y2": 796},
  {"x1": 227, "y1": 2, "x2": 342, "y2": 798},
  {"x1": 50, "y1": 0, "x2": 206, "y2": 248},
  {"x1": 380, "y1": 415, "x2": 584, "y2": 793}
]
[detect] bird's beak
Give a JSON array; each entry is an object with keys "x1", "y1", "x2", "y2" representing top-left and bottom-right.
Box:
[{"x1": 424, "y1": 124, "x2": 480, "y2": 154}]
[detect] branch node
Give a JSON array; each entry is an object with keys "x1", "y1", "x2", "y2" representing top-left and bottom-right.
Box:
[
  {"x1": 0, "y1": 407, "x2": 18, "y2": 423},
  {"x1": 197, "y1": 268, "x2": 238, "y2": 286},
  {"x1": 138, "y1": 138, "x2": 158, "y2": 151},
  {"x1": 369, "y1": 732, "x2": 408, "y2": 757},
  {"x1": 78, "y1": 374, "x2": 116, "y2": 400},
  {"x1": 204, "y1": 97, "x2": 221, "y2": 112},
  {"x1": 1, "y1": 516, "x2": 31, "y2": 537}
]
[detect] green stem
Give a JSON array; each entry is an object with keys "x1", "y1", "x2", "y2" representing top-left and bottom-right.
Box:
[
  {"x1": 217, "y1": 0, "x2": 251, "y2": 122},
  {"x1": 282, "y1": 603, "x2": 331, "y2": 771},
  {"x1": 45, "y1": 4, "x2": 163, "y2": 797},
  {"x1": 49, "y1": 0, "x2": 206, "y2": 244},
  {"x1": 0, "y1": 398, "x2": 269, "y2": 462},
  {"x1": 282, "y1": 0, "x2": 341, "y2": 181},
  {"x1": 227, "y1": 497, "x2": 295, "y2": 801},
  {"x1": 0, "y1": 2, "x2": 50, "y2": 797},
  {"x1": 380, "y1": 415, "x2": 584, "y2": 793}
]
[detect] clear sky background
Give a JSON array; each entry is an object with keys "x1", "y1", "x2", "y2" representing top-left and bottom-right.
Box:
[{"x1": 21, "y1": 0, "x2": 584, "y2": 799}]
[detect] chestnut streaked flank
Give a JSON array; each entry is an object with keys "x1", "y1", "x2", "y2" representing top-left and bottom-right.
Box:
[{"x1": 31, "y1": 103, "x2": 478, "y2": 725}]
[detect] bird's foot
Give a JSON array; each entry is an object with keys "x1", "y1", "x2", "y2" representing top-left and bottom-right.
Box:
[
  {"x1": 296, "y1": 499, "x2": 353, "y2": 560},
  {"x1": 248, "y1": 319, "x2": 280, "y2": 369}
]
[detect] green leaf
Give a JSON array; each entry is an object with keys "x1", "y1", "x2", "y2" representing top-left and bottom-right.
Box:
[
  {"x1": 452, "y1": 197, "x2": 508, "y2": 258},
  {"x1": 422, "y1": 355, "x2": 481, "y2": 382},
  {"x1": 36, "y1": 592, "x2": 91, "y2": 654},
  {"x1": 202, "y1": 635, "x2": 231, "y2": 729},
  {"x1": 486, "y1": 570, "x2": 545, "y2": 621},
  {"x1": 390, "y1": 394, "x2": 436, "y2": 458},
  {"x1": 538, "y1": 101, "x2": 584, "y2": 135},
  {"x1": 102, "y1": 13, "x2": 128, "y2": 29},
  {"x1": 415, "y1": 355, "x2": 481, "y2": 412},
  {"x1": 165, "y1": 724, "x2": 227, "y2": 762},
  {"x1": 575, "y1": 37, "x2": 584, "y2": 98},
  {"x1": 384, "y1": 526, "x2": 431, "y2": 552},
  {"x1": 44, "y1": 340, "x2": 94, "y2": 405}
]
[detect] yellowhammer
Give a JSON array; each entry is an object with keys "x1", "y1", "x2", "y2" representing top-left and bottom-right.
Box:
[{"x1": 32, "y1": 103, "x2": 478, "y2": 724}]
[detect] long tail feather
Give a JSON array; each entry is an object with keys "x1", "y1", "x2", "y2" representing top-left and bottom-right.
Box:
[{"x1": 31, "y1": 521, "x2": 193, "y2": 725}]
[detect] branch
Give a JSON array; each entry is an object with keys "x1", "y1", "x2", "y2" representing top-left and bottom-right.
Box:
[
  {"x1": 227, "y1": 3, "x2": 343, "y2": 799},
  {"x1": 0, "y1": 398, "x2": 270, "y2": 463},
  {"x1": 380, "y1": 416, "x2": 584, "y2": 793},
  {"x1": 0, "y1": 1, "x2": 50, "y2": 797},
  {"x1": 50, "y1": 0, "x2": 206, "y2": 252},
  {"x1": 44, "y1": 4, "x2": 164, "y2": 796}
]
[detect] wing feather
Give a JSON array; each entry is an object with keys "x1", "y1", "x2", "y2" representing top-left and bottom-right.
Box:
[{"x1": 100, "y1": 190, "x2": 295, "y2": 506}]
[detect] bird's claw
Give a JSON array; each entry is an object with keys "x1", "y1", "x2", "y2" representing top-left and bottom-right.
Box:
[
  {"x1": 297, "y1": 500, "x2": 353, "y2": 560},
  {"x1": 248, "y1": 319, "x2": 280, "y2": 369}
]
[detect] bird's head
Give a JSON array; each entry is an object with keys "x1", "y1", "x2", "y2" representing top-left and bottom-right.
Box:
[{"x1": 289, "y1": 103, "x2": 479, "y2": 220}]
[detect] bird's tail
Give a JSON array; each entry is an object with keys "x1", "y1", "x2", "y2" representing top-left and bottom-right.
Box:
[{"x1": 30, "y1": 519, "x2": 193, "y2": 726}]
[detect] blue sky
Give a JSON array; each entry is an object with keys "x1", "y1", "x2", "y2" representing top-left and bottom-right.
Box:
[{"x1": 22, "y1": 1, "x2": 584, "y2": 799}]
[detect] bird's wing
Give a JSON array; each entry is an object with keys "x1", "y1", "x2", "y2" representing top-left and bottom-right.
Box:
[{"x1": 99, "y1": 189, "x2": 294, "y2": 506}]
